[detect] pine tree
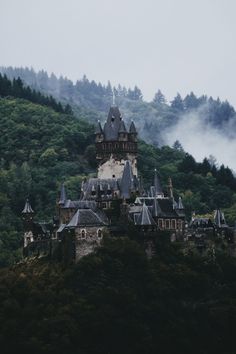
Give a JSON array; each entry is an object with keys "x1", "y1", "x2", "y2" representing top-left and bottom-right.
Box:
[
  {"x1": 171, "y1": 93, "x2": 184, "y2": 111},
  {"x1": 153, "y1": 89, "x2": 166, "y2": 106}
]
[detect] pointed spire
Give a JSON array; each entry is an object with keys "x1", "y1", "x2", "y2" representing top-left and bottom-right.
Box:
[
  {"x1": 137, "y1": 202, "x2": 156, "y2": 225},
  {"x1": 59, "y1": 183, "x2": 67, "y2": 205},
  {"x1": 22, "y1": 198, "x2": 34, "y2": 214},
  {"x1": 168, "y1": 177, "x2": 173, "y2": 199},
  {"x1": 152, "y1": 197, "x2": 162, "y2": 217},
  {"x1": 95, "y1": 120, "x2": 103, "y2": 134},
  {"x1": 129, "y1": 120, "x2": 137, "y2": 134},
  {"x1": 177, "y1": 196, "x2": 184, "y2": 209},
  {"x1": 214, "y1": 209, "x2": 221, "y2": 227},
  {"x1": 120, "y1": 161, "x2": 134, "y2": 199},
  {"x1": 154, "y1": 169, "x2": 163, "y2": 197},
  {"x1": 118, "y1": 119, "x2": 127, "y2": 133}
]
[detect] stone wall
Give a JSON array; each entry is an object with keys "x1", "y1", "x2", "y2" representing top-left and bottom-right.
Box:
[
  {"x1": 98, "y1": 154, "x2": 137, "y2": 179},
  {"x1": 74, "y1": 226, "x2": 104, "y2": 262}
]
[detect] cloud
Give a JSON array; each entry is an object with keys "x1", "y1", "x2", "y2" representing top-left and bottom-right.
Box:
[{"x1": 164, "y1": 109, "x2": 236, "y2": 172}]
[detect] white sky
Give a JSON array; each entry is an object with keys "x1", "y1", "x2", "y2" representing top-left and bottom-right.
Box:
[{"x1": 1, "y1": 0, "x2": 236, "y2": 105}]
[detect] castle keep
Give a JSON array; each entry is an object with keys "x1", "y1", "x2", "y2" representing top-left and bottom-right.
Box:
[{"x1": 22, "y1": 104, "x2": 233, "y2": 261}]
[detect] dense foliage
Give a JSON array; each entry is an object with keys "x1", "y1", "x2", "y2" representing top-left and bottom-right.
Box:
[
  {"x1": 1, "y1": 66, "x2": 236, "y2": 146},
  {"x1": 0, "y1": 73, "x2": 73, "y2": 114},
  {"x1": 0, "y1": 237, "x2": 236, "y2": 354},
  {"x1": 0, "y1": 95, "x2": 236, "y2": 266}
]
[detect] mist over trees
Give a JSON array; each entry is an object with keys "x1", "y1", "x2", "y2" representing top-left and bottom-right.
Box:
[{"x1": 1, "y1": 66, "x2": 235, "y2": 147}]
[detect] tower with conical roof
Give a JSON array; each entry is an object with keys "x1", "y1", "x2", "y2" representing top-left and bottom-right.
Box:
[
  {"x1": 22, "y1": 199, "x2": 35, "y2": 247},
  {"x1": 95, "y1": 105, "x2": 138, "y2": 179}
]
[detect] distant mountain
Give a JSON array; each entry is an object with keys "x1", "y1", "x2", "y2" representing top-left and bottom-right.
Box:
[{"x1": 1, "y1": 66, "x2": 236, "y2": 150}]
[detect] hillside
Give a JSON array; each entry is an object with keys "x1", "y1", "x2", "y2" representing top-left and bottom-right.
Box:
[
  {"x1": 1, "y1": 237, "x2": 236, "y2": 354},
  {"x1": 0, "y1": 94, "x2": 236, "y2": 266},
  {"x1": 1, "y1": 67, "x2": 236, "y2": 167}
]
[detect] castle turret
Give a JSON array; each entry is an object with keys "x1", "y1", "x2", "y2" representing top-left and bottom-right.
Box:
[
  {"x1": 129, "y1": 121, "x2": 138, "y2": 142},
  {"x1": 22, "y1": 199, "x2": 34, "y2": 226},
  {"x1": 118, "y1": 119, "x2": 128, "y2": 141},
  {"x1": 22, "y1": 199, "x2": 35, "y2": 247},
  {"x1": 95, "y1": 120, "x2": 104, "y2": 143}
]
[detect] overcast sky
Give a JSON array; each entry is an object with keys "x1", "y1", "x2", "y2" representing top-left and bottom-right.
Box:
[{"x1": 1, "y1": 0, "x2": 236, "y2": 104}]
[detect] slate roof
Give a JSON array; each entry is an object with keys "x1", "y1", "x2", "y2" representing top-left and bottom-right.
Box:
[
  {"x1": 104, "y1": 106, "x2": 122, "y2": 141},
  {"x1": 134, "y1": 197, "x2": 184, "y2": 218},
  {"x1": 136, "y1": 202, "x2": 156, "y2": 225},
  {"x1": 129, "y1": 121, "x2": 137, "y2": 134},
  {"x1": 61, "y1": 200, "x2": 97, "y2": 210},
  {"x1": 22, "y1": 199, "x2": 34, "y2": 214},
  {"x1": 82, "y1": 178, "x2": 119, "y2": 199},
  {"x1": 120, "y1": 161, "x2": 134, "y2": 199},
  {"x1": 118, "y1": 119, "x2": 127, "y2": 133},
  {"x1": 57, "y1": 224, "x2": 66, "y2": 233},
  {"x1": 67, "y1": 209, "x2": 106, "y2": 228}
]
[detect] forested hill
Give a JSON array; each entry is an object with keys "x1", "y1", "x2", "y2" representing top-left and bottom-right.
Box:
[
  {"x1": 1, "y1": 66, "x2": 236, "y2": 150},
  {"x1": 0, "y1": 92, "x2": 236, "y2": 266},
  {"x1": 1, "y1": 238, "x2": 236, "y2": 354}
]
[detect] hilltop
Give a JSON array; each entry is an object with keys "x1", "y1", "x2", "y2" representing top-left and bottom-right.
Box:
[
  {"x1": 1, "y1": 66, "x2": 236, "y2": 155},
  {"x1": 0, "y1": 75, "x2": 236, "y2": 266}
]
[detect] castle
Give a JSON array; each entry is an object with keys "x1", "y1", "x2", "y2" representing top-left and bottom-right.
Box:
[{"x1": 22, "y1": 104, "x2": 233, "y2": 261}]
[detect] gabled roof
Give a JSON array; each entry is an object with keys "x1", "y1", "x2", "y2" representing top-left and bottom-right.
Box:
[
  {"x1": 129, "y1": 121, "x2": 137, "y2": 133},
  {"x1": 120, "y1": 161, "x2": 134, "y2": 199},
  {"x1": 22, "y1": 199, "x2": 34, "y2": 214},
  {"x1": 136, "y1": 202, "x2": 156, "y2": 225},
  {"x1": 59, "y1": 183, "x2": 67, "y2": 205},
  {"x1": 67, "y1": 209, "x2": 106, "y2": 228}
]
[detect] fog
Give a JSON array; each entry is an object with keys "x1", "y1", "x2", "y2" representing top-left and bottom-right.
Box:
[{"x1": 164, "y1": 109, "x2": 236, "y2": 172}]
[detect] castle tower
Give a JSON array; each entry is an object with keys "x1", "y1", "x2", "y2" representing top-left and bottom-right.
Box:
[
  {"x1": 95, "y1": 106, "x2": 138, "y2": 179},
  {"x1": 22, "y1": 199, "x2": 35, "y2": 247}
]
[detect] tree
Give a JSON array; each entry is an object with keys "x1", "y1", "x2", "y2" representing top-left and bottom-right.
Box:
[
  {"x1": 127, "y1": 86, "x2": 143, "y2": 100},
  {"x1": 171, "y1": 93, "x2": 184, "y2": 111},
  {"x1": 153, "y1": 89, "x2": 166, "y2": 106},
  {"x1": 172, "y1": 140, "x2": 184, "y2": 151}
]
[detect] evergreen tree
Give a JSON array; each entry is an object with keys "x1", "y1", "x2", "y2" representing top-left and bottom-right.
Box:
[
  {"x1": 171, "y1": 93, "x2": 184, "y2": 111},
  {"x1": 153, "y1": 89, "x2": 166, "y2": 106}
]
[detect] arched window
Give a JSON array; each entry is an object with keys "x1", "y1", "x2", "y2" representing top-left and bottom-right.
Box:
[
  {"x1": 97, "y1": 229, "x2": 102, "y2": 238},
  {"x1": 81, "y1": 229, "x2": 86, "y2": 239}
]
